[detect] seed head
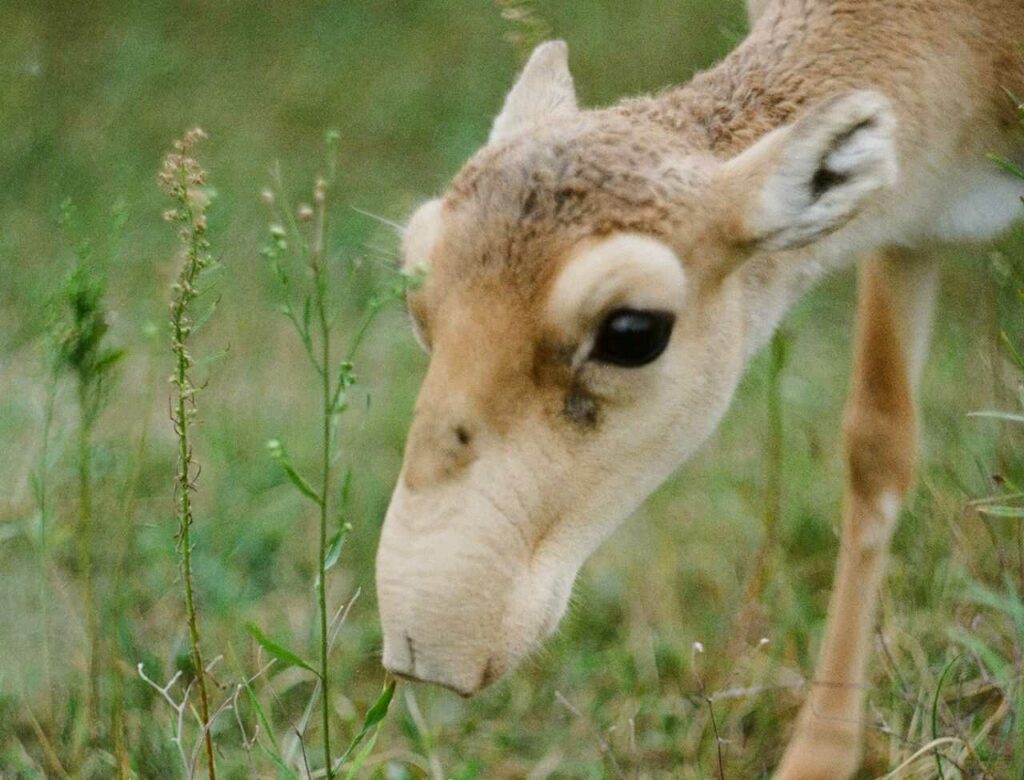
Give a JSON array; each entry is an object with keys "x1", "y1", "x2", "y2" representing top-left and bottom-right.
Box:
[{"x1": 159, "y1": 127, "x2": 209, "y2": 201}]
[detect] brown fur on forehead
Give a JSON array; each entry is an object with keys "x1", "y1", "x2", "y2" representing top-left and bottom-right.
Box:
[
  {"x1": 437, "y1": 117, "x2": 712, "y2": 294},
  {"x1": 417, "y1": 278, "x2": 574, "y2": 433}
]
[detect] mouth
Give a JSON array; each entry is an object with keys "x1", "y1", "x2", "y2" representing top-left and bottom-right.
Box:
[
  {"x1": 389, "y1": 668, "x2": 477, "y2": 698},
  {"x1": 384, "y1": 634, "x2": 505, "y2": 698}
]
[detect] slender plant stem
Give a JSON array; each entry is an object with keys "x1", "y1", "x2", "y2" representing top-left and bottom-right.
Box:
[
  {"x1": 313, "y1": 177, "x2": 335, "y2": 779},
  {"x1": 37, "y1": 382, "x2": 57, "y2": 719},
  {"x1": 174, "y1": 331, "x2": 214, "y2": 773},
  {"x1": 318, "y1": 312, "x2": 333, "y2": 779},
  {"x1": 172, "y1": 321, "x2": 215, "y2": 780},
  {"x1": 77, "y1": 376, "x2": 100, "y2": 731}
]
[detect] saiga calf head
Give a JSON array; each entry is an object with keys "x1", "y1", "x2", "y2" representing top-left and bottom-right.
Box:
[{"x1": 376, "y1": 41, "x2": 897, "y2": 696}]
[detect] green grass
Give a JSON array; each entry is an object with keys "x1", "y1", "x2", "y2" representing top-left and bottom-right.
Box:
[{"x1": 1, "y1": 2, "x2": 1023, "y2": 778}]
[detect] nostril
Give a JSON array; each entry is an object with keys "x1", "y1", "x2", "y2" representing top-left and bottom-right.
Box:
[
  {"x1": 479, "y1": 656, "x2": 500, "y2": 690},
  {"x1": 405, "y1": 632, "x2": 417, "y2": 673},
  {"x1": 454, "y1": 424, "x2": 471, "y2": 446}
]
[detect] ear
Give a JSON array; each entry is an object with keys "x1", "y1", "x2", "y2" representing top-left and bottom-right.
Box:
[
  {"x1": 489, "y1": 40, "x2": 578, "y2": 144},
  {"x1": 720, "y1": 91, "x2": 898, "y2": 252}
]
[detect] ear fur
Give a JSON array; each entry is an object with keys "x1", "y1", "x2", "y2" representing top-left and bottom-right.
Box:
[
  {"x1": 489, "y1": 40, "x2": 578, "y2": 144},
  {"x1": 721, "y1": 90, "x2": 898, "y2": 253}
]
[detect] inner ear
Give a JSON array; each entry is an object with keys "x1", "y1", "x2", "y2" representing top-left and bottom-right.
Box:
[{"x1": 720, "y1": 91, "x2": 899, "y2": 253}]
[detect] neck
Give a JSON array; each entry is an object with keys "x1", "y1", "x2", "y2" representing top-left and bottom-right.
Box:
[
  {"x1": 613, "y1": 0, "x2": 912, "y2": 159},
  {"x1": 608, "y1": 3, "x2": 910, "y2": 357},
  {"x1": 736, "y1": 245, "x2": 840, "y2": 360}
]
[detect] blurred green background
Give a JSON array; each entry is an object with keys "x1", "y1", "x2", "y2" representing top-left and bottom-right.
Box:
[{"x1": 1, "y1": 1, "x2": 1022, "y2": 777}]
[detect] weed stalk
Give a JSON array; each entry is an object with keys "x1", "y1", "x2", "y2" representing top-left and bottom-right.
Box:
[
  {"x1": 53, "y1": 199, "x2": 126, "y2": 733},
  {"x1": 312, "y1": 174, "x2": 335, "y2": 778},
  {"x1": 161, "y1": 127, "x2": 218, "y2": 780},
  {"x1": 76, "y1": 372, "x2": 100, "y2": 722},
  {"x1": 258, "y1": 131, "x2": 404, "y2": 777},
  {"x1": 31, "y1": 377, "x2": 58, "y2": 719}
]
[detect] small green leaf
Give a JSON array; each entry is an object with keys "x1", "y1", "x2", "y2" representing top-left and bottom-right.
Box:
[
  {"x1": 282, "y1": 463, "x2": 321, "y2": 503},
  {"x1": 362, "y1": 679, "x2": 396, "y2": 729},
  {"x1": 267, "y1": 439, "x2": 323, "y2": 504},
  {"x1": 95, "y1": 347, "x2": 127, "y2": 375},
  {"x1": 323, "y1": 524, "x2": 352, "y2": 574},
  {"x1": 343, "y1": 726, "x2": 382, "y2": 779},
  {"x1": 339, "y1": 467, "x2": 354, "y2": 507},
  {"x1": 987, "y1": 152, "x2": 1024, "y2": 180},
  {"x1": 245, "y1": 623, "x2": 318, "y2": 677},
  {"x1": 336, "y1": 679, "x2": 396, "y2": 767}
]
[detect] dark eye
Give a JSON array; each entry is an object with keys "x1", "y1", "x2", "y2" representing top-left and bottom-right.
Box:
[{"x1": 590, "y1": 308, "x2": 676, "y2": 367}]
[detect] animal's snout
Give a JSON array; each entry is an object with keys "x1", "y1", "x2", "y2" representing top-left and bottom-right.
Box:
[
  {"x1": 375, "y1": 490, "x2": 519, "y2": 697},
  {"x1": 375, "y1": 443, "x2": 571, "y2": 700},
  {"x1": 382, "y1": 629, "x2": 506, "y2": 697}
]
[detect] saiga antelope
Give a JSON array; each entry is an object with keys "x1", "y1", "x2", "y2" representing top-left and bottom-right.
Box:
[{"x1": 375, "y1": 0, "x2": 1024, "y2": 775}]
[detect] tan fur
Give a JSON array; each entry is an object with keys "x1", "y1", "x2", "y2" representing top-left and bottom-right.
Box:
[
  {"x1": 845, "y1": 259, "x2": 918, "y2": 504},
  {"x1": 746, "y1": 0, "x2": 771, "y2": 24},
  {"x1": 777, "y1": 250, "x2": 937, "y2": 779},
  {"x1": 377, "y1": 1, "x2": 1024, "y2": 774}
]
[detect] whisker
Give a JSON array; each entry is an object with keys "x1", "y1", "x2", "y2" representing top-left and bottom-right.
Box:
[{"x1": 351, "y1": 205, "x2": 406, "y2": 234}]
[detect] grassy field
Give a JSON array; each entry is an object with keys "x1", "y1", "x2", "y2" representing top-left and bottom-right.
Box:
[{"x1": 1, "y1": 2, "x2": 1023, "y2": 778}]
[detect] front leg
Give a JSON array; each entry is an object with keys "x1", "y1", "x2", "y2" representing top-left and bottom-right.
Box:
[{"x1": 776, "y1": 249, "x2": 938, "y2": 779}]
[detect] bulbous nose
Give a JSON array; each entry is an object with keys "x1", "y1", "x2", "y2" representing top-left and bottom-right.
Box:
[
  {"x1": 381, "y1": 630, "x2": 505, "y2": 697},
  {"x1": 375, "y1": 479, "x2": 522, "y2": 698}
]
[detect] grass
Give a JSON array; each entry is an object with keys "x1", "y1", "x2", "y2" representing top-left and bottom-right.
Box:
[
  {"x1": 0, "y1": 2, "x2": 1022, "y2": 778},
  {"x1": 48, "y1": 197, "x2": 126, "y2": 753}
]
